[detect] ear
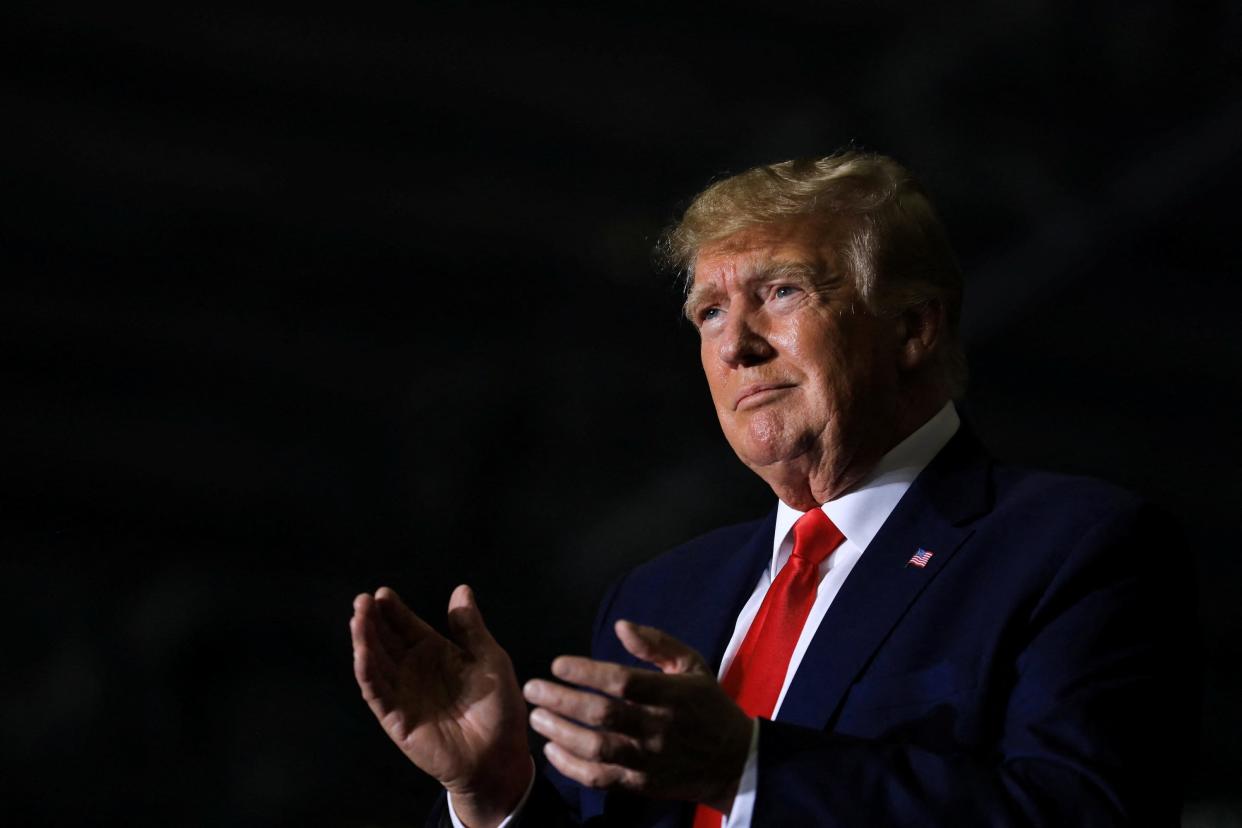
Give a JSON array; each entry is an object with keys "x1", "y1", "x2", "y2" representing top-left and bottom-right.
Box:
[{"x1": 896, "y1": 299, "x2": 944, "y2": 372}]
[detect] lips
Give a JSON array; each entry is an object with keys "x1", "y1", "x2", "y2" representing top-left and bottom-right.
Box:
[{"x1": 734, "y1": 382, "x2": 795, "y2": 410}]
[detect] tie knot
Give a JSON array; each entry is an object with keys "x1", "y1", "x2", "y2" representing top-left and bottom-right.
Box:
[{"x1": 791, "y1": 508, "x2": 845, "y2": 567}]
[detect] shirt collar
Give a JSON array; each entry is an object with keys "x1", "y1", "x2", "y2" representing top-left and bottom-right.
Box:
[{"x1": 771, "y1": 402, "x2": 960, "y2": 574}]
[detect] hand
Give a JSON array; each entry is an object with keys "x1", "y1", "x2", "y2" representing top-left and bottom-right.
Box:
[
  {"x1": 350, "y1": 585, "x2": 531, "y2": 828},
  {"x1": 523, "y1": 620, "x2": 753, "y2": 814}
]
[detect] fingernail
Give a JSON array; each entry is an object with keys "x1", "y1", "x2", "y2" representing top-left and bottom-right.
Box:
[
  {"x1": 523, "y1": 680, "x2": 543, "y2": 702},
  {"x1": 530, "y1": 708, "x2": 550, "y2": 729}
]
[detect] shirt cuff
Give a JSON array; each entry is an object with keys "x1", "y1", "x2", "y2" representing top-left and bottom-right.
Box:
[
  {"x1": 447, "y1": 757, "x2": 537, "y2": 828},
  {"x1": 722, "y1": 718, "x2": 760, "y2": 828}
]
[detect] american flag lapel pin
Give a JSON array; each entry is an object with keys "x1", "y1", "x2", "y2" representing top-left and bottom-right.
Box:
[{"x1": 906, "y1": 548, "x2": 934, "y2": 568}]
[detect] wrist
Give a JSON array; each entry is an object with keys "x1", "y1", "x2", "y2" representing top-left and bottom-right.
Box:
[
  {"x1": 447, "y1": 755, "x2": 535, "y2": 828},
  {"x1": 703, "y1": 715, "x2": 756, "y2": 814}
]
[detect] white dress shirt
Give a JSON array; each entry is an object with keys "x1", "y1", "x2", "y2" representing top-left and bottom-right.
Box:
[{"x1": 451, "y1": 403, "x2": 960, "y2": 828}]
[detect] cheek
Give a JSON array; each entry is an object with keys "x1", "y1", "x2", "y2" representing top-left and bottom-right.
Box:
[
  {"x1": 786, "y1": 331, "x2": 859, "y2": 408},
  {"x1": 703, "y1": 369, "x2": 731, "y2": 411},
  {"x1": 792, "y1": 357, "x2": 847, "y2": 420}
]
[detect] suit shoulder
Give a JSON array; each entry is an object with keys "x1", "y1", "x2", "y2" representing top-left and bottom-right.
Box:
[
  {"x1": 621, "y1": 514, "x2": 770, "y2": 586},
  {"x1": 978, "y1": 461, "x2": 1180, "y2": 579},
  {"x1": 989, "y1": 461, "x2": 1147, "y2": 525},
  {"x1": 590, "y1": 513, "x2": 772, "y2": 662}
]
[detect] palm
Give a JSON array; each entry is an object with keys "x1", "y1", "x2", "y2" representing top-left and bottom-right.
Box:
[
  {"x1": 381, "y1": 619, "x2": 525, "y2": 786},
  {"x1": 351, "y1": 585, "x2": 528, "y2": 793}
]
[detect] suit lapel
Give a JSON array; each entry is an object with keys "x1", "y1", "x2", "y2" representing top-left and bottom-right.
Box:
[
  {"x1": 674, "y1": 509, "x2": 776, "y2": 673},
  {"x1": 775, "y1": 428, "x2": 993, "y2": 730}
]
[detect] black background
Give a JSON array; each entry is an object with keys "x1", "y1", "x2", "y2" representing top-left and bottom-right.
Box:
[{"x1": 4, "y1": 2, "x2": 1240, "y2": 825}]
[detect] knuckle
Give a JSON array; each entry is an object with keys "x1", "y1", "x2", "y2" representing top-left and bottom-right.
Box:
[
  {"x1": 611, "y1": 670, "x2": 633, "y2": 698},
  {"x1": 615, "y1": 669, "x2": 650, "y2": 701},
  {"x1": 540, "y1": 682, "x2": 565, "y2": 706},
  {"x1": 601, "y1": 740, "x2": 626, "y2": 764},
  {"x1": 621, "y1": 770, "x2": 648, "y2": 792},
  {"x1": 599, "y1": 699, "x2": 628, "y2": 730},
  {"x1": 587, "y1": 697, "x2": 613, "y2": 727},
  {"x1": 642, "y1": 706, "x2": 672, "y2": 734},
  {"x1": 613, "y1": 738, "x2": 643, "y2": 766}
]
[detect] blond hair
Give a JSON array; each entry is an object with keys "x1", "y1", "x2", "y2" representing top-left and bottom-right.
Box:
[{"x1": 662, "y1": 151, "x2": 967, "y2": 397}]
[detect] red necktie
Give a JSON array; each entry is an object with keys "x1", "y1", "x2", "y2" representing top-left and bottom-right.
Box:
[{"x1": 691, "y1": 509, "x2": 845, "y2": 828}]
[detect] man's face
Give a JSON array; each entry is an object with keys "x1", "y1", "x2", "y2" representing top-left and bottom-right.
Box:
[{"x1": 685, "y1": 221, "x2": 904, "y2": 500}]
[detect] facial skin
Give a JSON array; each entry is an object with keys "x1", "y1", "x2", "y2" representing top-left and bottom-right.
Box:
[{"x1": 685, "y1": 220, "x2": 947, "y2": 510}]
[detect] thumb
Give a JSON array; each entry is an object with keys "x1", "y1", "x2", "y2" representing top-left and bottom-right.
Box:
[
  {"x1": 615, "y1": 619, "x2": 708, "y2": 675},
  {"x1": 446, "y1": 584, "x2": 497, "y2": 655}
]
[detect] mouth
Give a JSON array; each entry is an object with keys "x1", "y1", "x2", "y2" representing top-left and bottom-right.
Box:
[{"x1": 734, "y1": 383, "x2": 796, "y2": 411}]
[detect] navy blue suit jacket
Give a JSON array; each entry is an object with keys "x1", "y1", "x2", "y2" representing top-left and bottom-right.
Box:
[{"x1": 433, "y1": 428, "x2": 1196, "y2": 826}]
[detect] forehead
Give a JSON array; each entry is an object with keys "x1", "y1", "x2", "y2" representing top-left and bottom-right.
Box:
[{"x1": 690, "y1": 220, "x2": 836, "y2": 289}]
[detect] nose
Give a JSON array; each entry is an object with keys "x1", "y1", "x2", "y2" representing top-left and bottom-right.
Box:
[{"x1": 718, "y1": 307, "x2": 775, "y2": 367}]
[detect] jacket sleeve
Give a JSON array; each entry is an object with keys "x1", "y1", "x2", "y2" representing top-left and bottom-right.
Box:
[
  {"x1": 425, "y1": 771, "x2": 582, "y2": 828},
  {"x1": 750, "y1": 504, "x2": 1198, "y2": 827}
]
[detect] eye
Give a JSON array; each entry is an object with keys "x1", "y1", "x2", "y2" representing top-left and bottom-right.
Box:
[
  {"x1": 772, "y1": 284, "x2": 801, "y2": 300},
  {"x1": 699, "y1": 306, "x2": 722, "y2": 323}
]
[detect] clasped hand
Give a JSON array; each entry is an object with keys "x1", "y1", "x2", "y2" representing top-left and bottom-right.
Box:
[
  {"x1": 351, "y1": 586, "x2": 752, "y2": 825},
  {"x1": 524, "y1": 619, "x2": 753, "y2": 814}
]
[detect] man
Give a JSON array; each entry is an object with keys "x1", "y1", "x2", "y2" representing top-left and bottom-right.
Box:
[{"x1": 350, "y1": 152, "x2": 1194, "y2": 826}]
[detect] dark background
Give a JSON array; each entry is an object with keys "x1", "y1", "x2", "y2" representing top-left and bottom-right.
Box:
[{"x1": 3, "y1": 2, "x2": 1239, "y2": 825}]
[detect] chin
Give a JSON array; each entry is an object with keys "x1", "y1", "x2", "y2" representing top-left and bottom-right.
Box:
[
  {"x1": 746, "y1": 443, "x2": 817, "y2": 472},
  {"x1": 733, "y1": 426, "x2": 810, "y2": 470},
  {"x1": 728, "y1": 407, "x2": 831, "y2": 469}
]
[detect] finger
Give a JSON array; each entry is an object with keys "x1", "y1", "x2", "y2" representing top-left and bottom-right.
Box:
[
  {"x1": 615, "y1": 620, "x2": 709, "y2": 675},
  {"x1": 445, "y1": 584, "x2": 498, "y2": 656},
  {"x1": 523, "y1": 678, "x2": 645, "y2": 735},
  {"x1": 374, "y1": 586, "x2": 440, "y2": 646},
  {"x1": 350, "y1": 614, "x2": 397, "y2": 714},
  {"x1": 549, "y1": 656, "x2": 632, "y2": 697},
  {"x1": 352, "y1": 640, "x2": 396, "y2": 711},
  {"x1": 550, "y1": 656, "x2": 672, "y2": 706},
  {"x1": 351, "y1": 600, "x2": 399, "y2": 680},
  {"x1": 542, "y1": 741, "x2": 643, "y2": 792},
  {"x1": 354, "y1": 592, "x2": 405, "y2": 660},
  {"x1": 529, "y1": 707, "x2": 642, "y2": 767}
]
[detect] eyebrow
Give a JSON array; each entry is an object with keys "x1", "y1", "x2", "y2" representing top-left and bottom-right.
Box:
[{"x1": 682, "y1": 260, "x2": 824, "y2": 321}]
